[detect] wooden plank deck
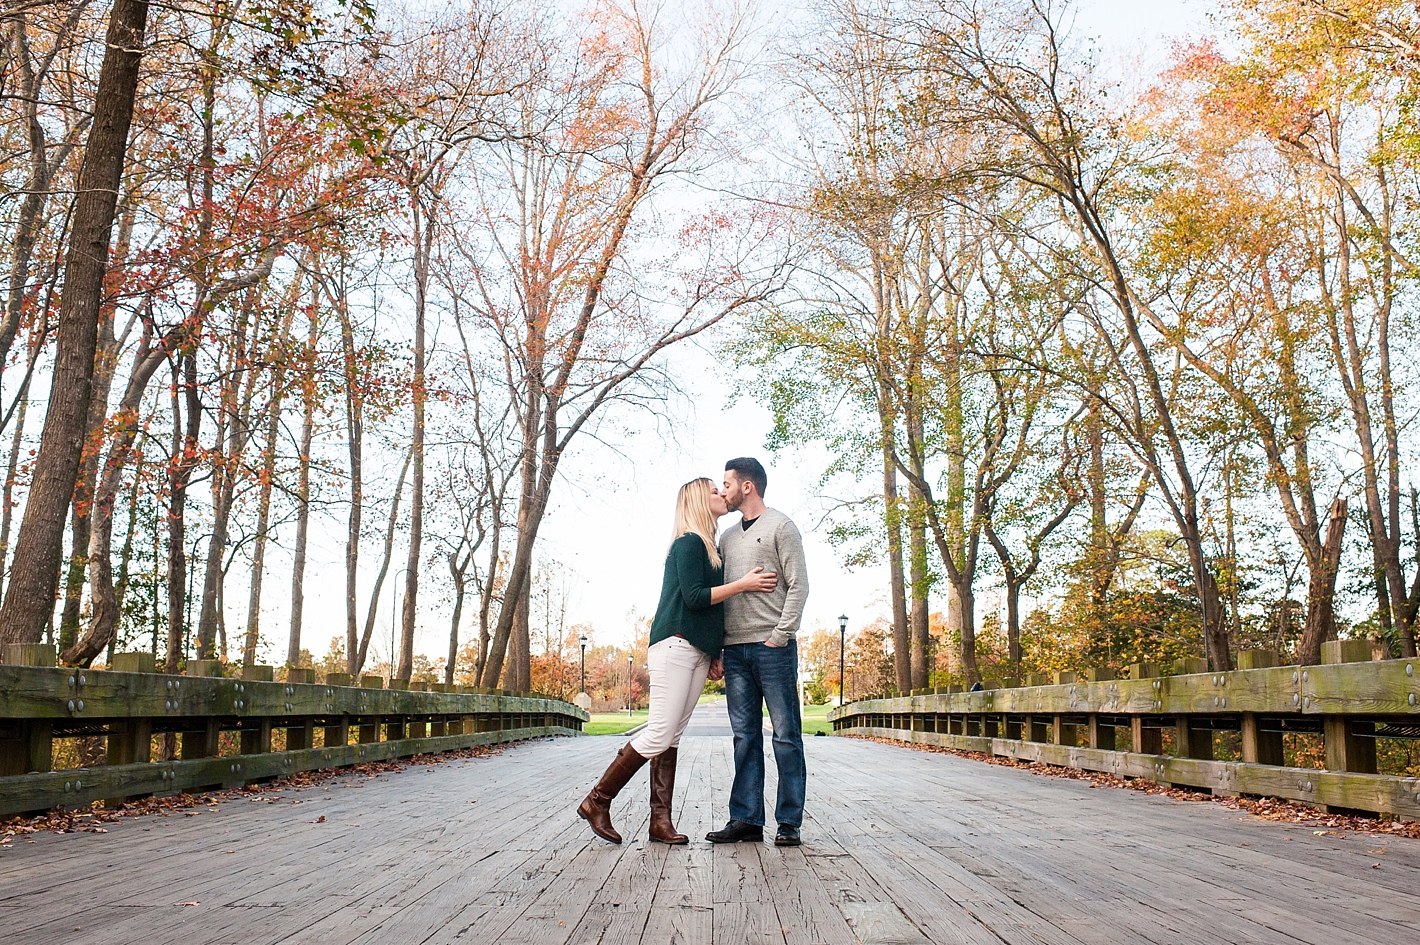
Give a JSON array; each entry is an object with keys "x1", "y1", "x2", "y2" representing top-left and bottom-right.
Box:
[{"x1": 3, "y1": 700, "x2": 1419, "y2": 944}]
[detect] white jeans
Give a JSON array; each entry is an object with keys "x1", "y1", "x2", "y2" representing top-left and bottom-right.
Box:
[{"x1": 630, "y1": 636, "x2": 711, "y2": 757}]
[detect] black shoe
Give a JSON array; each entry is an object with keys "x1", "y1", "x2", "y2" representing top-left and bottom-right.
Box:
[
  {"x1": 705, "y1": 819, "x2": 763, "y2": 843},
  {"x1": 774, "y1": 825, "x2": 801, "y2": 847}
]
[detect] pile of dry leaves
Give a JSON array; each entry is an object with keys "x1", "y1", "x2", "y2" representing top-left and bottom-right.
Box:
[
  {"x1": 1, "y1": 742, "x2": 509, "y2": 840},
  {"x1": 856, "y1": 734, "x2": 1420, "y2": 840}
]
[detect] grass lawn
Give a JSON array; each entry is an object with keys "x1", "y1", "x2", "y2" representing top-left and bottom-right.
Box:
[
  {"x1": 800, "y1": 702, "x2": 834, "y2": 736},
  {"x1": 758, "y1": 701, "x2": 834, "y2": 736},
  {"x1": 584, "y1": 710, "x2": 649, "y2": 736}
]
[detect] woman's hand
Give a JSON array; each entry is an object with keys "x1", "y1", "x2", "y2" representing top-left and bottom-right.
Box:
[
  {"x1": 708, "y1": 658, "x2": 724, "y2": 681},
  {"x1": 735, "y1": 566, "x2": 778, "y2": 593},
  {"x1": 711, "y1": 566, "x2": 779, "y2": 604}
]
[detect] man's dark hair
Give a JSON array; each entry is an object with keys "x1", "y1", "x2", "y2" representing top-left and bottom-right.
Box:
[{"x1": 725, "y1": 457, "x2": 768, "y2": 497}]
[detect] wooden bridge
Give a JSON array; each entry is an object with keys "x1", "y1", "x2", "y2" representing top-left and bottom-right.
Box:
[{"x1": 3, "y1": 645, "x2": 1420, "y2": 944}]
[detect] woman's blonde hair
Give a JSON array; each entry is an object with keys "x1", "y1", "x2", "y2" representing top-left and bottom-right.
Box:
[{"x1": 671, "y1": 477, "x2": 722, "y2": 569}]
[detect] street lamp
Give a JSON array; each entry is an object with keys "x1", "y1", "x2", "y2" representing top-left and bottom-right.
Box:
[
  {"x1": 838, "y1": 614, "x2": 849, "y2": 706},
  {"x1": 627, "y1": 653, "x2": 634, "y2": 717},
  {"x1": 579, "y1": 635, "x2": 588, "y2": 694}
]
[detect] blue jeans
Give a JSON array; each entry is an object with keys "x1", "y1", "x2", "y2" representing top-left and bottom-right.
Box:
[{"x1": 723, "y1": 640, "x2": 805, "y2": 828}]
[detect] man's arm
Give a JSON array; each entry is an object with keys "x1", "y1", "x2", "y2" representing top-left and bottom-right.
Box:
[{"x1": 767, "y1": 519, "x2": 809, "y2": 647}]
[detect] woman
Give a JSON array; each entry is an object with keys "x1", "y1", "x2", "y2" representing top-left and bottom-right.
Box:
[{"x1": 576, "y1": 477, "x2": 777, "y2": 844}]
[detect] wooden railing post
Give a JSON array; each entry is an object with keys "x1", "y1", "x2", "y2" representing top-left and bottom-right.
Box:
[
  {"x1": 1175, "y1": 717, "x2": 1213, "y2": 760},
  {"x1": 1319, "y1": 638, "x2": 1378, "y2": 806},
  {"x1": 0, "y1": 720, "x2": 53, "y2": 777},
  {"x1": 1323, "y1": 718, "x2": 1376, "y2": 775},
  {"x1": 240, "y1": 720, "x2": 273, "y2": 756},
  {"x1": 182, "y1": 719, "x2": 219, "y2": 760},
  {"x1": 1240, "y1": 714, "x2": 1282, "y2": 765},
  {"x1": 1131, "y1": 718, "x2": 1161, "y2": 755},
  {"x1": 325, "y1": 718, "x2": 350, "y2": 749},
  {"x1": 104, "y1": 719, "x2": 152, "y2": 808},
  {"x1": 1088, "y1": 715, "x2": 1115, "y2": 750},
  {"x1": 1, "y1": 646, "x2": 56, "y2": 779},
  {"x1": 107, "y1": 720, "x2": 152, "y2": 766},
  {"x1": 286, "y1": 721, "x2": 312, "y2": 751}
]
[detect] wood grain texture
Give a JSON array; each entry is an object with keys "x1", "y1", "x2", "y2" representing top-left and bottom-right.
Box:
[{"x1": 2, "y1": 700, "x2": 1418, "y2": 944}]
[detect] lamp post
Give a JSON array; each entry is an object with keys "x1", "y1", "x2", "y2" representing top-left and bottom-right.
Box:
[
  {"x1": 838, "y1": 614, "x2": 849, "y2": 706},
  {"x1": 579, "y1": 634, "x2": 588, "y2": 694},
  {"x1": 627, "y1": 653, "x2": 633, "y2": 717}
]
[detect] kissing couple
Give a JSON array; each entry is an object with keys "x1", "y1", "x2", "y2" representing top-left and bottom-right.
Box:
[{"x1": 575, "y1": 457, "x2": 809, "y2": 847}]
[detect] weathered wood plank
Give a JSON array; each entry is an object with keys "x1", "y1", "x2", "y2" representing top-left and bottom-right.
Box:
[{"x1": 4, "y1": 703, "x2": 1420, "y2": 945}]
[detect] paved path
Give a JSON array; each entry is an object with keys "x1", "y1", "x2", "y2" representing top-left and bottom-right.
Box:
[{"x1": 3, "y1": 702, "x2": 1419, "y2": 944}]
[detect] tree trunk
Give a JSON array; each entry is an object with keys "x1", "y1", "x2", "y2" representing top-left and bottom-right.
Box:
[
  {"x1": 242, "y1": 398, "x2": 283, "y2": 667},
  {"x1": 1085, "y1": 400, "x2": 1109, "y2": 611},
  {"x1": 62, "y1": 323, "x2": 176, "y2": 665},
  {"x1": 881, "y1": 418, "x2": 911, "y2": 692},
  {"x1": 357, "y1": 446, "x2": 412, "y2": 672},
  {"x1": 481, "y1": 410, "x2": 552, "y2": 689},
  {"x1": 447, "y1": 550, "x2": 469, "y2": 686},
  {"x1": 165, "y1": 353, "x2": 201, "y2": 671},
  {"x1": 956, "y1": 578, "x2": 979, "y2": 685},
  {"x1": 337, "y1": 281, "x2": 363, "y2": 674},
  {"x1": 56, "y1": 245, "x2": 127, "y2": 652},
  {"x1": 0, "y1": 385, "x2": 30, "y2": 599},
  {"x1": 1297, "y1": 498, "x2": 1348, "y2": 665},
  {"x1": 473, "y1": 528, "x2": 503, "y2": 685},
  {"x1": 907, "y1": 485, "x2": 930, "y2": 689},
  {"x1": 398, "y1": 194, "x2": 433, "y2": 682},
  {"x1": 287, "y1": 307, "x2": 317, "y2": 667},
  {"x1": 0, "y1": 0, "x2": 150, "y2": 646},
  {"x1": 1004, "y1": 578, "x2": 1022, "y2": 667},
  {"x1": 196, "y1": 295, "x2": 262, "y2": 660},
  {"x1": 504, "y1": 579, "x2": 531, "y2": 691},
  {"x1": 104, "y1": 456, "x2": 144, "y2": 665},
  {"x1": 0, "y1": 12, "x2": 73, "y2": 382}
]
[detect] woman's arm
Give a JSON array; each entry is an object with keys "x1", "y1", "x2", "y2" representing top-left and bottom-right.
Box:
[
  {"x1": 673, "y1": 536, "x2": 779, "y2": 608},
  {"x1": 709, "y1": 566, "x2": 777, "y2": 604}
]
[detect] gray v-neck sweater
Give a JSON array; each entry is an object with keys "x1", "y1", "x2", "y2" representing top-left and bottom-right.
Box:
[{"x1": 718, "y1": 508, "x2": 810, "y2": 646}]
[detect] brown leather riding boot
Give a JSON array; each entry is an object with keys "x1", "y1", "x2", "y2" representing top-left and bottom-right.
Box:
[
  {"x1": 577, "y1": 743, "x2": 648, "y2": 843},
  {"x1": 648, "y1": 746, "x2": 688, "y2": 844}
]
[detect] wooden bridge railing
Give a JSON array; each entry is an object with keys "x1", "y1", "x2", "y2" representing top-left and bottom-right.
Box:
[
  {"x1": 0, "y1": 645, "x2": 588, "y2": 818},
  {"x1": 827, "y1": 641, "x2": 1420, "y2": 821}
]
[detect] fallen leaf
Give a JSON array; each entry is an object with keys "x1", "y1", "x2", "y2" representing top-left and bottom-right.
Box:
[{"x1": 314, "y1": 816, "x2": 326, "y2": 824}]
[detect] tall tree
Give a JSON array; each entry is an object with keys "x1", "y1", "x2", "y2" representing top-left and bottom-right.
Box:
[
  {"x1": 0, "y1": 0, "x2": 150, "y2": 647},
  {"x1": 470, "y1": 3, "x2": 784, "y2": 687}
]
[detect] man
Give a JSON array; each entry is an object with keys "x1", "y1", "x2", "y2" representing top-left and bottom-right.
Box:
[{"x1": 707, "y1": 457, "x2": 809, "y2": 847}]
